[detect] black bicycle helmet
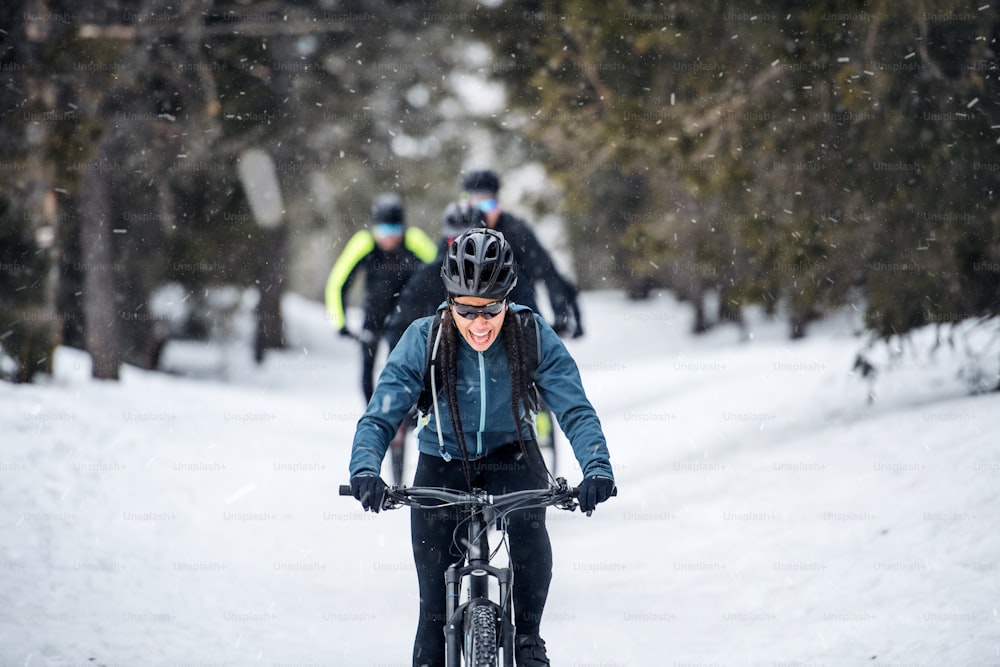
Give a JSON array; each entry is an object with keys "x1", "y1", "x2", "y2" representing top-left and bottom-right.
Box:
[
  {"x1": 441, "y1": 228, "x2": 517, "y2": 299},
  {"x1": 440, "y1": 201, "x2": 487, "y2": 241},
  {"x1": 371, "y1": 193, "x2": 405, "y2": 225}
]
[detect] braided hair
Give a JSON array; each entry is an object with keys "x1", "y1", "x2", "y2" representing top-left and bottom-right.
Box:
[{"x1": 437, "y1": 308, "x2": 548, "y2": 489}]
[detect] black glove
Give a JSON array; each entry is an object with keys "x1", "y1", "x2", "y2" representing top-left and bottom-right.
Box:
[
  {"x1": 338, "y1": 327, "x2": 354, "y2": 338},
  {"x1": 350, "y1": 472, "x2": 387, "y2": 512},
  {"x1": 578, "y1": 475, "x2": 615, "y2": 514},
  {"x1": 550, "y1": 277, "x2": 584, "y2": 339},
  {"x1": 551, "y1": 312, "x2": 570, "y2": 337}
]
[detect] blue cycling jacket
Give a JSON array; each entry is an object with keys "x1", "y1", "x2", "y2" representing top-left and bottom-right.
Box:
[{"x1": 348, "y1": 304, "x2": 614, "y2": 480}]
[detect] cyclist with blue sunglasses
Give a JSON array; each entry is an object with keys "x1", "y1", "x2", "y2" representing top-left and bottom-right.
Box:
[
  {"x1": 325, "y1": 193, "x2": 437, "y2": 403},
  {"x1": 461, "y1": 170, "x2": 584, "y2": 340},
  {"x1": 348, "y1": 228, "x2": 615, "y2": 667}
]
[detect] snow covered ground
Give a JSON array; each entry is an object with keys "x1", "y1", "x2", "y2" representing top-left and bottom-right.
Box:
[{"x1": 1, "y1": 290, "x2": 998, "y2": 667}]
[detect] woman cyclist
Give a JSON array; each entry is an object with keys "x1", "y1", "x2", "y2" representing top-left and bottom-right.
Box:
[{"x1": 347, "y1": 228, "x2": 616, "y2": 667}]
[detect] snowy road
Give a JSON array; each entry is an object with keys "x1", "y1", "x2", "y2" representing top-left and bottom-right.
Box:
[{"x1": 1, "y1": 291, "x2": 998, "y2": 666}]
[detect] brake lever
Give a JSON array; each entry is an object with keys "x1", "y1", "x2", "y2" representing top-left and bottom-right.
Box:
[
  {"x1": 554, "y1": 498, "x2": 577, "y2": 512},
  {"x1": 380, "y1": 487, "x2": 405, "y2": 511}
]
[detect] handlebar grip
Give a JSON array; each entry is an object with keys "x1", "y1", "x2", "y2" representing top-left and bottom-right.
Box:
[{"x1": 338, "y1": 484, "x2": 353, "y2": 496}]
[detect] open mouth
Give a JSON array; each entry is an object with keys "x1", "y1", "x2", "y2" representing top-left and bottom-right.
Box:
[{"x1": 469, "y1": 329, "x2": 492, "y2": 346}]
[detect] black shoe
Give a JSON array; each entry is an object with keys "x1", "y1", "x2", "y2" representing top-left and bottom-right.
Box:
[{"x1": 515, "y1": 634, "x2": 550, "y2": 666}]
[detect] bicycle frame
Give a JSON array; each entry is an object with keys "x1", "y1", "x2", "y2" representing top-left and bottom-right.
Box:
[{"x1": 442, "y1": 490, "x2": 514, "y2": 666}]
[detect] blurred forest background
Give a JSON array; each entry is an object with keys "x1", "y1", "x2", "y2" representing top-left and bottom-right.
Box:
[{"x1": 1, "y1": 0, "x2": 998, "y2": 383}]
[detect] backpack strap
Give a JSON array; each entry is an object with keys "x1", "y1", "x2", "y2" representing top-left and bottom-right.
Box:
[
  {"x1": 416, "y1": 311, "x2": 446, "y2": 416},
  {"x1": 514, "y1": 309, "x2": 541, "y2": 414}
]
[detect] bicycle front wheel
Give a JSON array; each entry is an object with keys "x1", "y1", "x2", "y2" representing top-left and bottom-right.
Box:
[{"x1": 464, "y1": 602, "x2": 499, "y2": 667}]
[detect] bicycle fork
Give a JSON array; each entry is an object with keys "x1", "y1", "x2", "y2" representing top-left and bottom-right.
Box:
[{"x1": 443, "y1": 511, "x2": 515, "y2": 666}]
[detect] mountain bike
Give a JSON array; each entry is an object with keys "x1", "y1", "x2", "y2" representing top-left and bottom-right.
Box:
[{"x1": 340, "y1": 477, "x2": 608, "y2": 666}]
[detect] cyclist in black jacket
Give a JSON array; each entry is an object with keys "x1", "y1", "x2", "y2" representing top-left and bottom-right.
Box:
[{"x1": 383, "y1": 170, "x2": 583, "y2": 351}]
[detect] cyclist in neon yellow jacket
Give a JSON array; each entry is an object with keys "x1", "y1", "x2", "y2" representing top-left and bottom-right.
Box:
[{"x1": 325, "y1": 194, "x2": 437, "y2": 403}]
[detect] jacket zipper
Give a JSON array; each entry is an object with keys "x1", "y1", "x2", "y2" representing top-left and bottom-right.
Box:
[{"x1": 477, "y1": 350, "x2": 486, "y2": 457}]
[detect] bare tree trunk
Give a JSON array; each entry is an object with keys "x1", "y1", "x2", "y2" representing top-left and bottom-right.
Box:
[
  {"x1": 248, "y1": 33, "x2": 300, "y2": 363},
  {"x1": 690, "y1": 276, "x2": 710, "y2": 335},
  {"x1": 692, "y1": 293, "x2": 709, "y2": 334},
  {"x1": 789, "y1": 312, "x2": 810, "y2": 340},
  {"x1": 2, "y1": 0, "x2": 61, "y2": 381},
  {"x1": 253, "y1": 228, "x2": 287, "y2": 362},
  {"x1": 718, "y1": 287, "x2": 744, "y2": 326},
  {"x1": 79, "y1": 143, "x2": 121, "y2": 380},
  {"x1": 20, "y1": 112, "x2": 60, "y2": 379}
]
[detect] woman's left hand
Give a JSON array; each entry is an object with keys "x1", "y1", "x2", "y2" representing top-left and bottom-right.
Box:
[{"x1": 578, "y1": 475, "x2": 616, "y2": 514}]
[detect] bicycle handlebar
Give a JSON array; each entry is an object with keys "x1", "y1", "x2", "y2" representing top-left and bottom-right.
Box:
[{"x1": 339, "y1": 477, "x2": 616, "y2": 514}]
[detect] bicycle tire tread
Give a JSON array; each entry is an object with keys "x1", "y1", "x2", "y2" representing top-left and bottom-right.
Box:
[{"x1": 467, "y1": 603, "x2": 498, "y2": 667}]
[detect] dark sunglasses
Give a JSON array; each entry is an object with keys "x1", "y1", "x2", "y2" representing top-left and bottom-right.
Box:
[{"x1": 450, "y1": 299, "x2": 507, "y2": 320}]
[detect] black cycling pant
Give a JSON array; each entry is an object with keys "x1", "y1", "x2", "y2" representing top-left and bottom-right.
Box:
[
  {"x1": 360, "y1": 308, "x2": 388, "y2": 403},
  {"x1": 360, "y1": 332, "x2": 378, "y2": 404},
  {"x1": 410, "y1": 443, "x2": 552, "y2": 667}
]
